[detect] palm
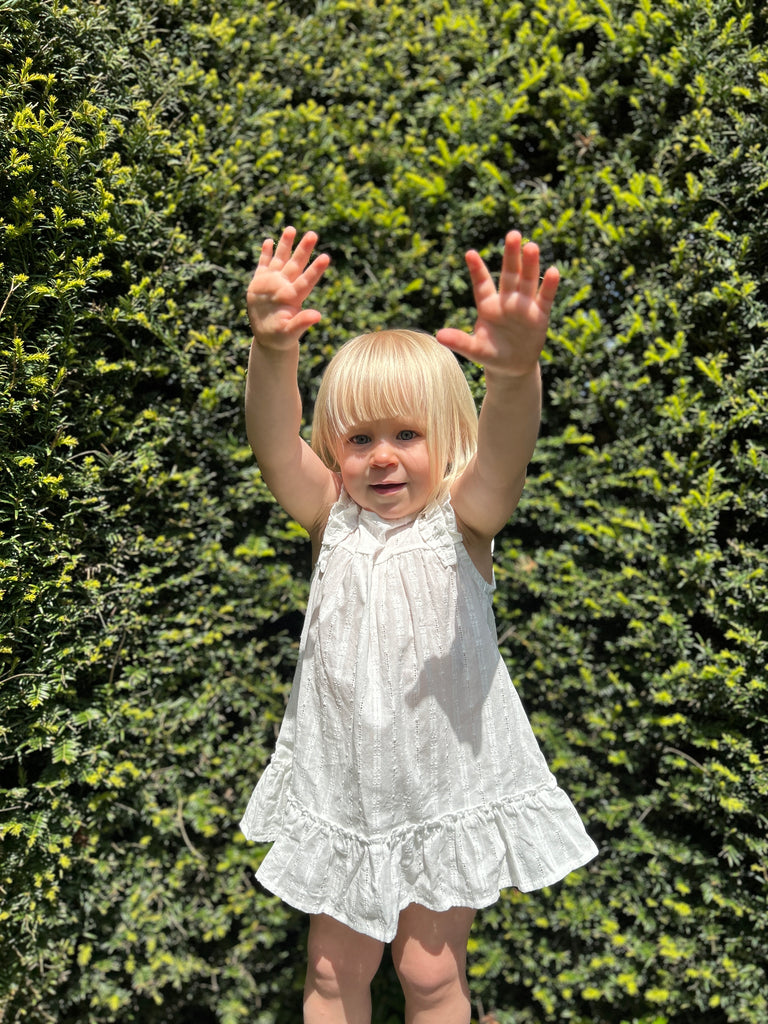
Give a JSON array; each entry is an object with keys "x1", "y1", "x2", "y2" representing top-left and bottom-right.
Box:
[
  {"x1": 437, "y1": 232, "x2": 559, "y2": 377},
  {"x1": 246, "y1": 227, "x2": 330, "y2": 349},
  {"x1": 249, "y1": 271, "x2": 306, "y2": 334}
]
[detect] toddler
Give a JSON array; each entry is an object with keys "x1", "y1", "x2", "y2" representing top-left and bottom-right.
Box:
[{"x1": 239, "y1": 226, "x2": 598, "y2": 1024}]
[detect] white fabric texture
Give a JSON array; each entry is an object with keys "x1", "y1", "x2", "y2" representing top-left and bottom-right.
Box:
[{"x1": 240, "y1": 491, "x2": 598, "y2": 942}]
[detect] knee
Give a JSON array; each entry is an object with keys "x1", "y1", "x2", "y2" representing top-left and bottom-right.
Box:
[
  {"x1": 393, "y1": 941, "x2": 466, "y2": 1006},
  {"x1": 306, "y1": 946, "x2": 342, "y2": 999},
  {"x1": 307, "y1": 945, "x2": 374, "y2": 1000},
  {"x1": 306, "y1": 917, "x2": 382, "y2": 998}
]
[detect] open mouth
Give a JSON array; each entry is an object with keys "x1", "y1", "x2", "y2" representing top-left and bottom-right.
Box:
[{"x1": 371, "y1": 483, "x2": 405, "y2": 495}]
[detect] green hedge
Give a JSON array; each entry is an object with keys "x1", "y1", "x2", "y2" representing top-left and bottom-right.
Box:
[{"x1": 1, "y1": 1, "x2": 766, "y2": 1022}]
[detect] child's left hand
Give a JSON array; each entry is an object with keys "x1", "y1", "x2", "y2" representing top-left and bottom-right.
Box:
[{"x1": 436, "y1": 231, "x2": 559, "y2": 379}]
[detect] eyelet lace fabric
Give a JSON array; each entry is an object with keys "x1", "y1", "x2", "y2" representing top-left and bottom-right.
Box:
[{"x1": 240, "y1": 491, "x2": 598, "y2": 941}]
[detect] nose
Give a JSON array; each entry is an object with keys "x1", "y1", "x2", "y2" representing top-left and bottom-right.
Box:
[{"x1": 369, "y1": 440, "x2": 397, "y2": 467}]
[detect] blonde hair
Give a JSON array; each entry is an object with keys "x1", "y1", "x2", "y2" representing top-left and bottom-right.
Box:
[{"x1": 312, "y1": 330, "x2": 478, "y2": 505}]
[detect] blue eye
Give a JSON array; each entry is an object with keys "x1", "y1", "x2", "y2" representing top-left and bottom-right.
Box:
[
  {"x1": 398, "y1": 429, "x2": 419, "y2": 441},
  {"x1": 349, "y1": 434, "x2": 370, "y2": 445}
]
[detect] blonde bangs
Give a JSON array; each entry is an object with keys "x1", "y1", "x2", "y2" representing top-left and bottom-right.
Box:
[
  {"x1": 320, "y1": 331, "x2": 439, "y2": 434},
  {"x1": 312, "y1": 329, "x2": 478, "y2": 503}
]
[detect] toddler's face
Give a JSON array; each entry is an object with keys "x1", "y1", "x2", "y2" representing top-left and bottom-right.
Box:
[{"x1": 336, "y1": 416, "x2": 432, "y2": 519}]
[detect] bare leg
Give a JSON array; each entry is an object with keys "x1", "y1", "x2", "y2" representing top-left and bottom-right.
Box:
[
  {"x1": 391, "y1": 903, "x2": 476, "y2": 1024},
  {"x1": 304, "y1": 914, "x2": 385, "y2": 1024}
]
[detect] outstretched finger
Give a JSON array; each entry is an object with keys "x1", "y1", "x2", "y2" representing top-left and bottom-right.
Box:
[
  {"x1": 257, "y1": 235, "x2": 275, "y2": 269},
  {"x1": 291, "y1": 229, "x2": 321, "y2": 265},
  {"x1": 294, "y1": 250, "x2": 331, "y2": 302},
  {"x1": 286, "y1": 307, "x2": 323, "y2": 338},
  {"x1": 271, "y1": 225, "x2": 298, "y2": 268},
  {"x1": 435, "y1": 326, "x2": 479, "y2": 364},
  {"x1": 284, "y1": 229, "x2": 324, "y2": 282},
  {"x1": 516, "y1": 242, "x2": 542, "y2": 298},
  {"x1": 536, "y1": 264, "x2": 560, "y2": 314},
  {"x1": 463, "y1": 249, "x2": 498, "y2": 308},
  {"x1": 498, "y1": 230, "x2": 523, "y2": 289}
]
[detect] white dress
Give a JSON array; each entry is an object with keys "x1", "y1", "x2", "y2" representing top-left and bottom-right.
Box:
[{"x1": 240, "y1": 491, "x2": 598, "y2": 942}]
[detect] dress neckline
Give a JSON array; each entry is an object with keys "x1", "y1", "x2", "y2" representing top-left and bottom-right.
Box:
[{"x1": 358, "y1": 506, "x2": 420, "y2": 528}]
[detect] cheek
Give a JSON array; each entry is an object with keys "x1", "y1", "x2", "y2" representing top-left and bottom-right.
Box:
[
  {"x1": 334, "y1": 442, "x2": 354, "y2": 474},
  {"x1": 338, "y1": 452, "x2": 363, "y2": 479}
]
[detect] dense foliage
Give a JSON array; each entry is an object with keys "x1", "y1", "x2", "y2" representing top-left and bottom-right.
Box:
[{"x1": 1, "y1": 0, "x2": 766, "y2": 1022}]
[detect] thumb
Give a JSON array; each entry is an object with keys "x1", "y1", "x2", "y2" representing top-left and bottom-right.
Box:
[
  {"x1": 436, "y1": 326, "x2": 476, "y2": 362},
  {"x1": 287, "y1": 308, "x2": 322, "y2": 338}
]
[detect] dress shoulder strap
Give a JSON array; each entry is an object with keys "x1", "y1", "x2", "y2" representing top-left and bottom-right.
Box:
[
  {"x1": 416, "y1": 498, "x2": 461, "y2": 568},
  {"x1": 315, "y1": 489, "x2": 359, "y2": 571}
]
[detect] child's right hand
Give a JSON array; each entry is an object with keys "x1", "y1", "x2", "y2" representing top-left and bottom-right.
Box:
[{"x1": 246, "y1": 226, "x2": 330, "y2": 350}]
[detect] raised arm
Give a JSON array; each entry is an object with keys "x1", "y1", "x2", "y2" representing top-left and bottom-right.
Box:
[
  {"x1": 437, "y1": 231, "x2": 560, "y2": 541},
  {"x1": 245, "y1": 226, "x2": 339, "y2": 537}
]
